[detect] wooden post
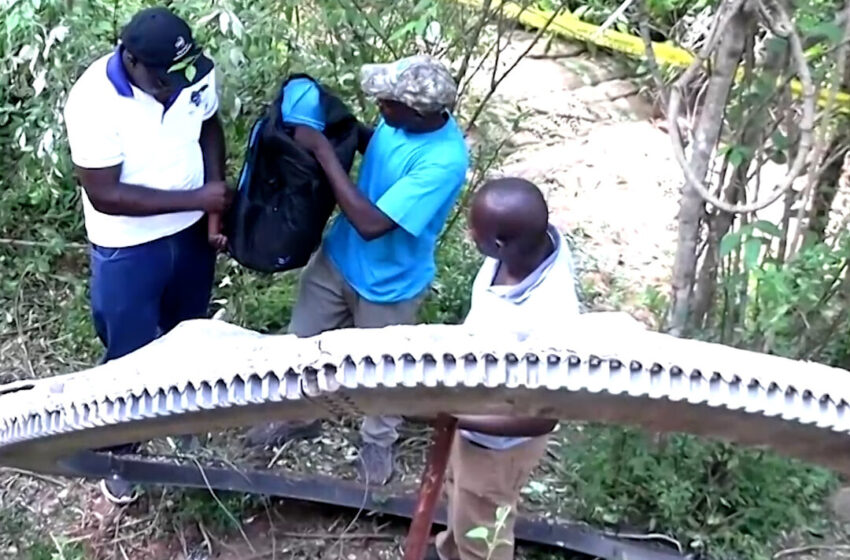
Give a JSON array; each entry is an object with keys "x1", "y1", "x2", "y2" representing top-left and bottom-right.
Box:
[{"x1": 403, "y1": 413, "x2": 458, "y2": 560}]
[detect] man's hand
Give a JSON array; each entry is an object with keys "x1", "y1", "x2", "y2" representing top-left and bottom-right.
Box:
[
  {"x1": 194, "y1": 181, "x2": 232, "y2": 214},
  {"x1": 209, "y1": 233, "x2": 228, "y2": 252},
  {"x1": 294, "y1": 125, "x2": 397, "y2": 241},
  {"x1": 293, "y1": 126, "x2": 333, "y2": 155},
  {"x1": 207, "y1": 212, "x2": 228, "y2": 252}
]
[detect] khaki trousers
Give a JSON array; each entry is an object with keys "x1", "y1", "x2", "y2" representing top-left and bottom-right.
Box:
[
  {"x1": 436, "y1": 434, "x2": 550, "y2": 560},
  {"x1": 289, "y1": 249, "x2": 424, "y2": 446}
]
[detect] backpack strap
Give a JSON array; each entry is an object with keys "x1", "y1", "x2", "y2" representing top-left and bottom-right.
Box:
[{"x1": 236, "y1": 116, "x2": 268, "y2": 193}]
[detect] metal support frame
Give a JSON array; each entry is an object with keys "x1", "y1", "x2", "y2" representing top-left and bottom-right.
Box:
[{"x1": 60, "y1": 451, "x2": 688, "y2": 559}]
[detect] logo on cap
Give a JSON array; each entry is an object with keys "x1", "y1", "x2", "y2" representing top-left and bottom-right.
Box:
[{"x1": 174, "y1": 36, "x2": 191, "y2": 60}]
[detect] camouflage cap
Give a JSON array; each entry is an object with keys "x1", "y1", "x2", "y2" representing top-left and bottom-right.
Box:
[{"x1": 360, "y1": 55, "x2": 457, "y2": 114}]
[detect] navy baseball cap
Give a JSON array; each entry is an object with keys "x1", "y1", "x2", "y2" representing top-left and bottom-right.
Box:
[{"x1": 121, "y1": 7, "x2": 213, "y2": 89}]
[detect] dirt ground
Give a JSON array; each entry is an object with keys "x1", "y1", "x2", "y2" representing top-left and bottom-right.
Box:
[
  {"x1": 3, "y1": 30, "x2": 850, "y2": 560},
  {"x1": 475, "y1": 33, "x2": 682, "y2": 324}
]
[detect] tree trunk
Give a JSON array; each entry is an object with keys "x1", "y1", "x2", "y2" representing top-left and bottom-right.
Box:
[
  {"x1": 691, "y1": 16, "x2": 778, "y2": 328},
  {"x1": 807, "y1": 139, "x2": 845, "y2": 242},
  {"x1": 668, "y1": 3, "x2": 753, "y2": 336}
]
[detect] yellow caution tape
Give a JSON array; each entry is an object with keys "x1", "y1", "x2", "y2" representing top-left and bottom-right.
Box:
[{"x1": 452, "y1": 0, "x2": 850, "y2": 111}]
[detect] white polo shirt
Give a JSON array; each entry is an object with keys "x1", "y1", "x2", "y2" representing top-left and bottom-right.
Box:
[
  {"x1": 63, "y1": 50, "x2": 219, "y2": 248},
  {"x1": 461, "y1": 224, "x2": 581, "y2": 450}
]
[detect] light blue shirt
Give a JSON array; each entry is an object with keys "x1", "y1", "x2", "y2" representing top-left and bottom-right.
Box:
[
  {"x1": 324, "y1": 116, "x2": 469, "y2": 303},
  {"x1": 280, "y1": 78, "x2": 325, "y2": 131}
]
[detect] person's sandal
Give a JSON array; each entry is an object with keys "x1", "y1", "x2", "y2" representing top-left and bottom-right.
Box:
[{"x1": 99, "y1": 475, "x2": 139, "y2": 505}]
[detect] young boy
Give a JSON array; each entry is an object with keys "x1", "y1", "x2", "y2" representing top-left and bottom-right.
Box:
[{"x1": 434, "y1": 177, "x2": 581, "y2": 560}]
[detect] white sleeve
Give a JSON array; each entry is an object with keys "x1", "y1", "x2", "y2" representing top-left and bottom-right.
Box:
[
  {"x1": 202, "y1": 68, "x2": 219, "y2": 120},
  {"x1": 63, "y1": 84, "x2": 123, "y2": 169}
]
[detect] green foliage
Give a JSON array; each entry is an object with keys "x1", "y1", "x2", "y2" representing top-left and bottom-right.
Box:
[
  {"x1": 640, "y1": 284, "x2": 669, "y2": 326},
  {"x1": 715, "y1": 233, "x2": 850, "y2": 364},
  {"x1": 547, "y1": 0, "x2": 715, "y2": 36},
  {"x1": 164, "y1": 488, "x2": 263, "y2": 533},
  {"x1": 0, "y1": 501, "x2": 31, "y2": 554},
  {"x1": 561, "y1": 425, "x2": 837, "y2": 559},
  {"x1": 0, "y1": 501, "x2": 85, "y2": 560},
  {"x1": 421, "y1": 221, "x2": 482, "y2": 324}
]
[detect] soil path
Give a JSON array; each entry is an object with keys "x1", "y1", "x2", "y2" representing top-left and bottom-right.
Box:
[{"x1": 477, "y1": 32, "x2": 682, "y2": 322}]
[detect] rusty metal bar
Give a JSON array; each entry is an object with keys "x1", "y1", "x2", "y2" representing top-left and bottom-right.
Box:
[{"x1": 404, "y1": 414, "x2": 457, "y2": 560}]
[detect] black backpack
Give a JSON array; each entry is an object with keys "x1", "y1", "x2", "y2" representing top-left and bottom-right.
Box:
[{"x1": 226, "y1": 74, "x2": 360, "y2": 273}]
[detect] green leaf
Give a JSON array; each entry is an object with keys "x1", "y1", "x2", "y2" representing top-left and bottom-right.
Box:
[
  {"x1": 753, "y1": 75, "x2": 775, "y2": 99},
  {"x1": 772, "y1": 131, "x2": 789, "y2": 151},
  {"x1": 185, "y1": 64, "x2": 197, "y2": 82},
  {"x1": 805, "y1": 22, "x2": 844, "y2": 44},
  {"x1": 465, "y1": 527, "x2": 489, "y2": 540},
  {"x1": 765, "y1": 36, "x2": 789, "y2": 57},
  {"x1": 744, "y1": 237, "x2": 763, "y2": 270},
  {"x1": 753, "y1": 220, "x2": 782, "y2": 238},
  {"x1": 769, "y1": 149, "x2": 788, "y2": 165},
  {"x1": 389, "y1": 20, "x2": 418, "y2": 41},
  {"x1": 727, "y1": 145, "x2": 752, "y2": 168},
  {"x1": 168, "y1": 59, "x2": 190, "y2": 73},
  {"x1": 719, "y1": 231, "x2": 742, "y2": 258}
]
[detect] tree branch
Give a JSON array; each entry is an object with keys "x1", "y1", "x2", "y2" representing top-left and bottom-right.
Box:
[
  {"x1": 667, "y1": 0, "x2": 815, "y2": 215},
  {"x1": 637, "y1": 0, "x2": 668, "y2": 109},
  {"x1": 789, "y1": 0, "x2": 850, "y2": 257},
  {"x1": 464, "y1": 1, "x2": 566, "y2": 133}
]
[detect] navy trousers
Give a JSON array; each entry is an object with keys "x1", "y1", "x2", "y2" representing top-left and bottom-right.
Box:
[{"x1": 89, "y1": 219, "x2": 215, "y2": 363}]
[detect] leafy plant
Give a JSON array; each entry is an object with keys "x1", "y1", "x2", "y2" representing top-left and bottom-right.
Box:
[
  {"x1": 465, "y1": 505, "x2": 514, "y2": 560},
  {"x1": 558, "y1": 425, "x2": 837, "y2": 559},
  {"x1": 165, "y1": 488, "x2": 262, "y2": 534}
]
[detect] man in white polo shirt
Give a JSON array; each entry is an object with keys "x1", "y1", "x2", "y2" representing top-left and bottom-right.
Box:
[
  {"x1": 63, "y1": 7, "x2": 230, "y2": 503},
  {"x1": 433, "y1": 177, "x2": 580, "y2": 560}
]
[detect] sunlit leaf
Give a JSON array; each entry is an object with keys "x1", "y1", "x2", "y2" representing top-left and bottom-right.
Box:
[
  {"x1": 805, "y1": 21, "x2": 844, "y2": 44},
  {"x1": 219, "y1": 10, "x2": 230, "y2": 35},
  {"x1": 772, "y1": 131, "x2": 789, "y2": 151},
  {"x1": 753, "y1": 220, "x2": 781, "y2": 238},
  {"x1": 727, "y1": 145, "x2": 752, "y2": 168},
  {"x1": 720, "y1": 231, "x2": 742, "y2": 258},
  {"x1": 465, "y1": 527, "x2": 489, "y2": 540},
  {"x1": 744, "y1": 237, "x2": 763, "y2": 270}
]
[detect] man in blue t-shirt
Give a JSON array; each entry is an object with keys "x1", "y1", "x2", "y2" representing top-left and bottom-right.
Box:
[{"x1": 247, "y1": 56, "x2": 469, "y2": 484}]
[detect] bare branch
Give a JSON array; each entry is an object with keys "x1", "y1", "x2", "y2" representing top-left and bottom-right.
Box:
[
  {"x1": 789, "y1": 0, "x2": 850, "y2": 256},
  {"x1": 594, "y1": 0, "x2": 637, "y2": 38},
  {"x1": 455, "y1": 0, "x2": 495, "y2": 85},
  {"x1": 338, "y1": 0, "x2": 399, "y2": 59},
  {"x1": 464, "y1": 1, "x2": 567, "y2": 132},
  {"x1": 637, "y1": 0, "x2": 668, "y2": 109},
  {"x1": 774, "y1": 543, "x2": 850, "y2": 558},
  {"x1": 0, "y1": 238, "x2": 86, "y2": 250}
]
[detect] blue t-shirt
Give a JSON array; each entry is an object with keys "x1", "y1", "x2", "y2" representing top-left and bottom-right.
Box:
[
  {"x1": 324, "y1": 116, "x2": 469, "y2": 303},
  {"x1": 280, "y1": 78, "x2": 325, "y2": 131}
]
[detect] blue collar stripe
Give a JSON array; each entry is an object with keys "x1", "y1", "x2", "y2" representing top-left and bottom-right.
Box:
[{"x1": 106, "y1": 49, "x2": 134, "y2": 98}]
